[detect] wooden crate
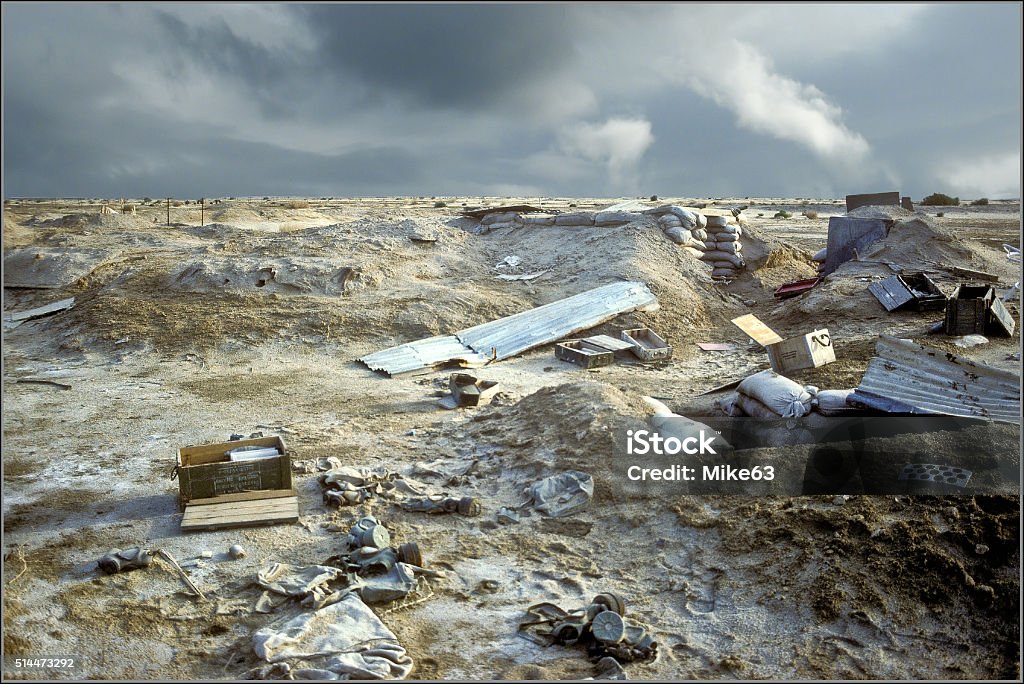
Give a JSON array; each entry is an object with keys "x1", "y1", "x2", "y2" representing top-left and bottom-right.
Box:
[
  {"x1": 555, "y1": 340, "x2": 614, "y2": 368},
  {"x1": 620, "y1": 327, "x2": 672, "y2": 360},
  {"x1": 180, "y1": 490, "x2": 298, "y2": 532},
  {"x1": 869, "y1": 273, "x2": 946, "y2": 312},
  {"x1": 944, "y1": 285, "x2": 993, "y2": 335},
  {"x1": 175, "y1": 435, "x2": 291, "y2": 510}
]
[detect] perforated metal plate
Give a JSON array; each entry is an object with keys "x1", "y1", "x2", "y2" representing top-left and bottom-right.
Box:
[{"x1": 898, "y1": 463, "x2": 972, "y2": 488}]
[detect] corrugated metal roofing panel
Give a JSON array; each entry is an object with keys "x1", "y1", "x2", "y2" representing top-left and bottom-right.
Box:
[
  {"x1": 851, "y1": 335, "x2": 1021, "y2": 424},
  {"x1": 359, "y1": 335, "x2": 487, "y2": 377},
  {"x1": 456, "y1": 281, "x2": 659, "y2": 360}
]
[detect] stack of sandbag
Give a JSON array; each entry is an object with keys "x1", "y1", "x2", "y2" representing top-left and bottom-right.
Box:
[
  {"x1": 476, "y1": 211, "x2": 521, "y2": 234},
  {"x1": 594, "y1": 210, "x2": 643, "y2": 226},
  {"x1": 718, "y1": 369, "x2": 815, "y2": 418},
  {"x1": 700, "y1": 214, "x2": 745, "y2": 279},
  {"x1": 515, "y1": 214, "x2": 556, "y2": 226},
  {"x1": 554, "y1": 212, "x2": 596, "y2": 227},
  {"x1": 643, "y1": 205, "x2": 707, "y2": 257}
]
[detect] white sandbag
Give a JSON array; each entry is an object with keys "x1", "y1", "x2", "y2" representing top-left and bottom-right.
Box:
[
  {"x1": 713, "y1": 232, "x2": 740, "y2": 242},
  {"x1": 711, "y1": 267, "x2": 736, "y2": 278},
  {"x1": 486, "y1": 221, "x2": 514, "y2": 231},
  {"x1": 715, "y1": 241, "x2": 742, "y2": 254},
  {"x1": 717, "y1": 393, "x2": 744, "y2": 416},
  {"x1": 518, "y1": 215, "x2": 556, "y2": 226},
  {"x1": 737, "y1": 369, "x2": 813, "y2": 418},
  {"x1": 814, "y1": 389, "x2": 856, "y2": 416},
  {"x1": 683, "y1": 246, "x2": 704, "y2": 259},
  {"x1": 695, "y1": 212, "x2": 707, "y2": 229},
  {"x1": 595, "y1": 210, "x2": 642, "y2": 226},
  {"x1": 702, "y1": 251, "x2": 745, "y2": 267},
  {"x1": 664, "y1": 227, "x2": 693, "y2": 245},
  {"x1": 555, "y1": 213, "x2": 595, "y2": 226},
  {"x1": 705, "y1": 215, "x2": 731, "y2": 228},
  {"x1": 659, "y1": 214, "x2": 682, "y2": 229},
  {"x1": 481, "y1": 212, "x2": 520, "y2": 225},
  {"x1": 713, "y1": 260, "x2": 738, "y2": 269},
  {"x1": 644, "y1": 204, "x2": 677, "y2": 216},
  {"x1": 691, "y1": 228, "x2": 708, "y2": 242},
  {"x1": 703, "y1": 241, "x2": 717, "y2": 250},
  {"x1": 669, "y1": 206, "x2": 699, "y2": 227},
  {"x1": 812, "y1": 248, "x2": 828, "y2": 262},
  {"x1": 735, "y1": 393, "x2": 781, "y2": 418},
  {"x1": 642, "y1": 397, "x2": 732, "y2": 450},
  {"x1": 715, "y1": 223, "x2": 740, "y2": 235}
]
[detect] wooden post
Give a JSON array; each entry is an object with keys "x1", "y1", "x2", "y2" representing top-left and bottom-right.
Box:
[
  {"x1": 200, "y1": 198, "x2": 204, "y2": 227},
  {"x1": 167, "y1": 198, "x2": 170, "y2": 227}
]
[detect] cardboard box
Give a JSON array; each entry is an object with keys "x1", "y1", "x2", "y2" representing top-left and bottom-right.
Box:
[
  {"x1": 175, "y1": 435, "x2": 291, "y2": 510},
  {"x1": 732, "y1": 314, "x2": 836, "y2": 374}
]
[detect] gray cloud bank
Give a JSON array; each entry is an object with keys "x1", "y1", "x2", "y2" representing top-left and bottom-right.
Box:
[{"x1": 2, "y1": 4, "x2": 1020, "y2": 199}]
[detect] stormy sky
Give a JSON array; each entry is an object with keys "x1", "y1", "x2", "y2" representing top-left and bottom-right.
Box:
[{"x1": 2, "y1": 3, "x2": 1021, "y2": 200}]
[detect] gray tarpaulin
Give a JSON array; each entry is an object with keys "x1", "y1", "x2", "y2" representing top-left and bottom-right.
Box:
[{"x1": 253, "y1": 593, "x2": 414, "y2": 680}]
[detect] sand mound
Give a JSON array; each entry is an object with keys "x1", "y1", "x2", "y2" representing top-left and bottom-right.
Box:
[
  {"x1": 171, "y1": 257, "x2": 364, "y2": 296},
  {"x1": 466, "y1": 382, "x2": 649, "y2": 502}
]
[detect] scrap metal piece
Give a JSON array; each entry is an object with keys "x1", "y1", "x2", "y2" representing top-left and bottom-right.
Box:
[
  {"x1": 899, "y1": 464, "x2": 972, "y2": 488},
  {"x1": 591, "y1": 611, "x2": 626, "y2": 644},
  {"x1": 849, "y1": 335, "x2": 1021, "y2": 424},
  {"x1": 98, "y1": 547, "x2": 153, "y2": 575}
]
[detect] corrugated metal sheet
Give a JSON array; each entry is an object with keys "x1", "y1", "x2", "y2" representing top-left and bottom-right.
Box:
[
  {"x1": 359, "y1": 335, "x2": 487, "y2": 377},
  {"x1": 456, "y1": 281, "x2": 659, "y2": 361},
  {"x1": 359, "y1": 281, "x2": 659, "y2": 375},
  {"x1": 850, "y1": 335, "x2": 1021, "y2": 424}
]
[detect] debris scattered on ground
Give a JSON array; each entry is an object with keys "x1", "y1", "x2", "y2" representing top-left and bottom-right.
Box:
[
  {"x1": 97, "y1": 547, "x2": 153, "y2": 575},
  {"x1": 521, "y1": 471, "x2": 594, "y2": 518},
  {"x1": 732, "y1": 313, "x2": 835, "y2": 373}
]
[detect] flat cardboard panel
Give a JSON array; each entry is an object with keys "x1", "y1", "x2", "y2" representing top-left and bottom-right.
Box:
[
  {"x1": 823, "y1": 217, "x2": 890, "y2": 276},
  {"x1": 731, "y1": 314, "x2": 784, "y2": 346}
]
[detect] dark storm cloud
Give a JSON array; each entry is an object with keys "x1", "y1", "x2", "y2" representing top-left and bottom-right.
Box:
[
  {"x1": 1, "y1": 4, "x2": 1020, "y2": 199},
  {"x1": 297, "y1": 4, "x2": 576, "y2": 109}
]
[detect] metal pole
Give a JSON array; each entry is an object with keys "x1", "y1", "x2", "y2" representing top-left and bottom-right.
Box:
[
  {"x1": 200, "y1": 198, "x2": 204, "y2": 227},
  {"x1": 167, "y1": 198, "x2": 170, "y2": 227}
]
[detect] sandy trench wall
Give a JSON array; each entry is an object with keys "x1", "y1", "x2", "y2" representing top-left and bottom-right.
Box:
[{"x1": 471, "y1": 205, "x2": 746, "y2": 280}]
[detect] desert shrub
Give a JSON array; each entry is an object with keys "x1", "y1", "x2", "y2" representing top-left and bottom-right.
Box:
[
  {"x1": 171, "y1": 200, "x2": 183, "y2": 207},
  {"x1": 936, "y1": 212, "x2": 945, "y2": 217},
  {"x1": 757, "y1": 213, "x2": 764, "y2": 217},
  {"x1": 282, "y1": 199, "x2": 309, "y2": 209},
  {"x1": 569, "y1": 203, "x2": 577, "y2": 208},
  {"x1": 650, "y1": 195, "x2": 658, "y2": 201},
  {"x1": 802, "y1": 210, "x2": 819, "y2": 219},
  {"x1": 774, "y1": 210, "x2": 792, "y2": 219},
  {"x1": 970, "y1": 197, "x2": 990, "y2": 206},
  {"x1": 434, "y1": 201, "x2": 447, "y2": 208},
  {"x1": 920, "y1": 192, "x2": 959, "y2": 206}
]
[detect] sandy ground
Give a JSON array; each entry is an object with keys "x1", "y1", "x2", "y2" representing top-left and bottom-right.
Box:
[{"x1": 2, "y1": 196, "x2": 1021, "y2": 680}]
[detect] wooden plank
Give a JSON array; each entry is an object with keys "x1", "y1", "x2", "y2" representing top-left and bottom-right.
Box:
[
  {"x1": 181, "y1": 497, "x2": 298, "y2": 532},
  {"x1": 951, "y1": 266, "x2": 999, "y2": 283},
  {"x1": 186, "y1": 488, "x2": 296, "y2": 507},
  {"x1": 869, "y1": 275, "x2": 913, "y2": 311},
  {"x1": 583, "y1": 334, "x2": 636, "y2": 351},
  {"x1": 181, "y1": 497, "x2": 297, "y2": 519},
  {"x1": 731, "y1": 314, "x2": 783, "y2": 346},
  {"x1": 178, "y1": 435, "x2": 285, "y2": 466},
  {"x1": 5, "y1": 297, "x2": 76, "y2": 322}
]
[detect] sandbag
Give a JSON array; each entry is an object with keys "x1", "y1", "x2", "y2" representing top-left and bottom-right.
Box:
[
  {"x1": 664, "y1": 227, "x2": 694, "y2": 245},
  {"x1": 691, "y1": 228, "x2": 708, "y2": 242},
  {"x1": 715, "y1": 223, "x2": 740, "y2": 235},
  {"x1": 659, "y1": 214, "x2": 682, "y2": 229},
  {"x1": 812, "y1": 248, "x2": 828, "y2": 262},
  {"x1": 705, "y1": 215, "x2": 732, "y2": 228},
  {"x1": 713, "y1": 260, "x2": 738, "y2": 269},
  {"x1": 702, "y1": 251, "x2": 744, "y2": 267},
  {"x1": 595, "y1": 210, "x2": 641, "y2": 226},
  {"x1": 669, "y1": 206, "x2": 699, "y2": 228},
  {"x1": 717, "y1": 393, "x2": 744, "y2": 417},
  {"x1": 735, "y1": 393, "x2": 781, "y2": 418},
  {"x1": 711, "y1": 267, "x2": 736, "y2": 278},
  {"x1": 642, "y1": 397, "x2": 732, "y2": 451},
  {"x1": 715, "y1": 241, "x2": 742, "y2": 254},
  {"x1": 485, "y1": 221, "x2": 514, "y2": 231},
  {"x1": 737, "y1": 370, "x2": 813, "y2": 418},
  {"x1": 814, "y1": 389, "x2": 857, "y2": 416},
  {"x1": 682, "y1": 246, "x2": 704, "y2": 259},
  {"x1": 555, "y1": 213, "x2": 595, "y2": 226},
  {"x1": 712, "y1": 232, "x2": 740, "y2": 242},
  {"x1": 481, "y1": 212, "x2": 519, "y2": 225},
  {"x1": 703, "y1": 241, "x2": 718, "y2": 250},
  {"x1": 695, "y1": 212, "x2": 707, "y2": 229},
  {"x1": 518, "y1": 215, "x2": 556, "y2": 226}
]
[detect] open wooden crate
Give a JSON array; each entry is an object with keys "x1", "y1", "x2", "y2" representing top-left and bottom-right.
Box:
[{"x1": 621, "y1": 327, "x2": 672, "y2": 361}]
